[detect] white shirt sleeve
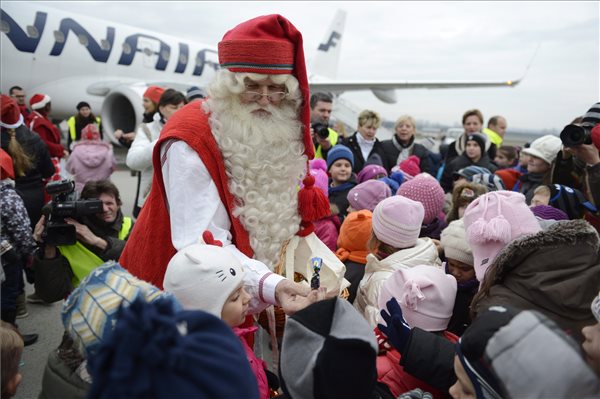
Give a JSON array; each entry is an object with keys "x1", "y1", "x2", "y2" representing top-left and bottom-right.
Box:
[
  {"x1": 161, "y1": 140, "x2": 284, "y2": 313},
  {"x1": 126, "y1": 123, "x2": 155, "y2": 171}
]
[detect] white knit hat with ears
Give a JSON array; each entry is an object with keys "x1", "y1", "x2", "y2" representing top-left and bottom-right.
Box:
[
  {"x1": 440, "y1": 219, "x2": 474, "y2": 266},
  {"x1": 163, "y1": 231, "x2": 246, "y2": 318}
]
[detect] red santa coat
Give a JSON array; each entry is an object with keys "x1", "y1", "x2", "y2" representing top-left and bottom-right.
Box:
[
  {"x1": 29, "y1": 111, "x2": 65, "y2": 158},
  {"x1": 119, "y1": 102, "x2": 253, "y2": 288}
]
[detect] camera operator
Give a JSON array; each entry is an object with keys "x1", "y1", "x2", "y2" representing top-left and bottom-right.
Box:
[
  {"x1": 310, "y1": 92, "x2": 340, "y2": 160},
  {"x1": 554, "y1": 102, "x2": 600, "y2": 231},
  {"x1": 32, "y1": 180, "x2": 134, "y2": 300}
]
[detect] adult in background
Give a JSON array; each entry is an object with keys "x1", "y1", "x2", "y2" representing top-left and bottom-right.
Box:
[
  {"x1": 310, "y1": 92, "x2": 339, "y2": 160},
  {"x1": 342, "y1": 109, "x2": 386, "y2": 173},
  {"x1": 444, "y1": 109, "x2": 496, "y2": 167},
  {"x1": 120, "y1": 15, "x2": 328, "y2": 315},
  {"x1": 113, "y1": 85, "x2": 165, "y2": 148},
  {"x1": 66, "y1": 101, "x2": 102, "y2": 150},
  {"x1": 126, "y1": 89, "x2": 186, "y2": 217},
  {"x1": 381, "y1": 115, "x2": 432, "y2": 174},
  {"x1": 9, "y1": 86, "x2": 31, "y2": 125},
  {"x1": 29, "y1": 93, "x2": 68, "y2": 183},
  {"x1": 482, "y1": 115, "x2": 507, "y2": 147}
]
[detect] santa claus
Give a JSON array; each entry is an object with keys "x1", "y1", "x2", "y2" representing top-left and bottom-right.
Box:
[{"x1": 120, "y1": 15, "x2": 329, "y2": 314}]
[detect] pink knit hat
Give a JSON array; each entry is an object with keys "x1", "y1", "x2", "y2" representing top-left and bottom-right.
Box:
[
  {"x1": 309, "y1": 158, "x2": 327, "y2": 173},
  {"x1": 347, "y1": 180, "x2": 391, "y2": 212},
  {"x1": 399, "y1": 155, "x2": 421, "y2": 178},
  {"x1": 378, "y1": 265, "x2": 457, "y2": 331},
  {"x1": 463, "y1": 191, "x2": 541, "y2": 282},
  {"x1": 304, "y1": 168, "x2": 328, "y2": 197},
  {"x1": 357, "y1": 164, "x2": 388, "y2": 184},
  {"x1": 397, "y1": 175, "x2": 445, "y2": 224},
  {"x1": 372, "y1": 195, "x2": 424, "y2": 249}
]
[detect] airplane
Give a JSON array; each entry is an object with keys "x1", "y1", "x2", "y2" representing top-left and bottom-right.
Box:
[{"x1": 1, "y1": 3, "x2": 521, "y2": 143}]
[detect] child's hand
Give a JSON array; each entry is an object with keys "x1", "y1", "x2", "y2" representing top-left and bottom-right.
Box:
[{"x1": 377, "y1": 298, "x2": 411, "y2": 354}]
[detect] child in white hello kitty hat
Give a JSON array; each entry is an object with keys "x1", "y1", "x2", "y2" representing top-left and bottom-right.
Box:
[{"x1": 163, "y1": 231, "x2": 272, "y2": 398}]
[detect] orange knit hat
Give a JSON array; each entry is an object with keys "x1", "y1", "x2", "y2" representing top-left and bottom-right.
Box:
[{"x1": 336, "y1": 210, "x2": 373, "y2": 265}]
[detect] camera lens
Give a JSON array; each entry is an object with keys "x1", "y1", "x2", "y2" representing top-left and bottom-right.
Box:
[{"x1": 560, "y1": 124, "x2": 588, "y2": 147}]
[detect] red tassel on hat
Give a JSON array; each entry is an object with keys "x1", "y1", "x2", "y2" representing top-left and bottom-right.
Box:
[{"x1": 297, "y1": 174, "x2": 330, "y2": 236}]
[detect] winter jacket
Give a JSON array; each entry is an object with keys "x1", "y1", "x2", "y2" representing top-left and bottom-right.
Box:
[
  {"x1": 234, "y1": 326, "x2": 269, "y2": 399},
  {"x1": 341, "y1": 132, "x2": 387, "y2": 173},
  {"x1": 354, "y1": 238, "x2": 442, "y2": 327},
  {"x1": 446, "y1": 277, "x2": 479, "y2": 337},
  {"x1": 29, "y1": 111, "x2": 65, "y2": 158},
  {"x1": 444, "y1": 134, "x2": 497, "y2": 167},
  {"x1": 513, "y1": 171, "x2": 547, "y2": 204},
  {"x1": 126, "y1": 116, "x2": 164, "y2": 208},
  {"x1": 440, "y1": 153, "x2": 498, "y2": 192},
  {"x1": 39, "y1": 349, "x2": 89, "y2": 399},
  {"x1": 314, "y1": 214, "x2": 341, "y2": 252},
  {"x1": 328, "y1": 176, "x2": 357, "y2": 223},
  {"x1": 66, "y1": 141, "x2": 116, "y2": 194},
  {"x1": 1, "y1": 124, "x2": 54, "y2": 226},
  {"x1": 473, "y1": 219, "x2": 600, "y2": 343},
  {"x1": 377, "y1": 331, "x2": 458, "y2": 398},
  {"x1": 380, "y1": 135, "x2": 433, "y2": 175},
  {"x1": 0, "y1": 181, "x2": 36, "y2": 258},
  {"x1": 420, "y1": 217, "x2": 447, "y2": 241}
]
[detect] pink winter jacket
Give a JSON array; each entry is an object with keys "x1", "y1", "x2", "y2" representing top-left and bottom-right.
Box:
[
  {"x1": 233, "y1": 326, "x2": 269, "y2": 399},
  {"x1": 314, "y1": 214, "x2": 341, "y2": 252},
  {"x1": 66, "y1": 141, "x2": 116, "y2": 193}
]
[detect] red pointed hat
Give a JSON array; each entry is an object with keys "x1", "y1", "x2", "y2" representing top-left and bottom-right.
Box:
[
  {"x1": 0, "y1": 148, "x2": 14, "y2": 180},
  {"x1": 218, "y1": 14, "x2": 313, "y2": 159},
  {"x1": 143, "y1": 86, "x2": 165, "y2": 105},
  {"x1": 0, "y1": 95, "x2": 24, "y2": 129}
]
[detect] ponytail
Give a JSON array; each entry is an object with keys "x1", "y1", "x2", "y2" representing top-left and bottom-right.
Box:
[{"x1": 6, "y1": 129, "x2": 33, "y2": 177}]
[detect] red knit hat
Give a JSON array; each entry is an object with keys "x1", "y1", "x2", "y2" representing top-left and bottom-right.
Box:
[
  {"x1": 143, "y1": 86, "x2": 165, "y2": 105},
  {"x1": 0, "y1": 95, "x2": 23, "y2": 129},
  {"x1": 218, "y1": 14, "x2": 312, "y2": 159},
  {"x1": 29, "y1": 93, "x2": 51, "y2": 110},
  {"x1": 399, "y1": 155, "x2": 421, "y2": 178},
  {"x1": 0, "y1": 148, "x2": 14, "y2": 180}
]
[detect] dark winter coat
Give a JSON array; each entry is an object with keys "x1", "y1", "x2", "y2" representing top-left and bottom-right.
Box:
[
  {"x1": 1, "y1": 125, "x2": 55, "y2": 226},
  {"x1": 341, "y1": 132, "x2": 387, "y2": 173},
  {"x1": 328, "y1": 176, "x2": 357, "y2": 223},
  {"x1": 380, "y1": 135, "x2": 433, "y2": 175},
  {"x1": 473, "y1": 219, "x2": 600, "y2": 343},
  {"x1": 513, "y1": 171, "x2": 547, "y2": 204},
  {"x1": 440, "y1": 153, "x2": 497, "y2": 192}
]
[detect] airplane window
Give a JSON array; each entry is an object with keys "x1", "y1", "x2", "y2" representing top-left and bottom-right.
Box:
[
  {"x1": 122, "y1": 43, "x2": 132, "y2": 55},
  {"x1": 0, "y1": 21, "x2": 9, "y2": 34},
  {"x1": 53, "y1": 30, "x2": 65, "y2": 43},
  {"x1": 26, "y1": 25, "x2": 39, "y2": 39},
  {"x1": 161, "y1": 50, "x2": 170, "y2": 60},
  {"x1": 143, "y1": 47, "x2": 153, "y2": 56},
  {"x1": 78, "y1": 34, "x2": 89, "y2": 47},
  {"x1": 100, "y1": 39, "x2": 111, "y2": 51},
  {"x1": 179, "y1": 54, "x2": 188, "y2": 64}
]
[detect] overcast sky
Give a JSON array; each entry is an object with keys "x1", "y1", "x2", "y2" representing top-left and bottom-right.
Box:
[{"x1": 39, "y1": 1, "x2": 600, "y2": 132}]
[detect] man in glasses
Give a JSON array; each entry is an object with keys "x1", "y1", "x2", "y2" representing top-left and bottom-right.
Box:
[{"x1": 121, "y1": 15, "x2": 322, "y2": 316}]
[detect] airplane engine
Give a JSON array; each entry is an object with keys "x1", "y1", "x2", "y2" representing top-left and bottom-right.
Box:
[
  {"x1": 371, "y1": 89, "x2": 397, "y2": 104},
  {"x1": 100, "y1": 84, "x2": 146, "y2": 145}
]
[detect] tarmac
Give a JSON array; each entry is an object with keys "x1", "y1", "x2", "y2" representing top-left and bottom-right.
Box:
[{"x1": 15, "y1": 148, "x2": 138, "y2": 399}]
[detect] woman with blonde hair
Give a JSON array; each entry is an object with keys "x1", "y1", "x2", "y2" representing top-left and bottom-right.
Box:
[{"x1": 381, "y1": 115, "x2": 432, "y2": 174}]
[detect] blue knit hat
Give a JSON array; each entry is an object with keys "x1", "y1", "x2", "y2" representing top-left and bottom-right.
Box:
[
  {"x1": 454, "y1": 166, "x2": 492, "y2": 181},
  {"x1": 88, "y1": 298, "x2": 259, "y2": 399},
  {"x1": 327, "y1": 145, "x2": 354, "y2": 170}
]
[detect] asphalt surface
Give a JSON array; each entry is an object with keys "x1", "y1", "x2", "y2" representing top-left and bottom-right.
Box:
[{"x1": 15, "y1": 149, "x2": 137, "y2": 399}]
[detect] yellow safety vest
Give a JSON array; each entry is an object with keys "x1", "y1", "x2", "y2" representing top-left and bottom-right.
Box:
[
  {"x1": 67, "y1": 116, "x2": 102, "y2": 141},
  {"x1": 58, "y1": 217, "x2": 132, "y2": 286},
  {"x1": 314, "y1": 128, "x2": 339, "y2": 159},
  {"x1": 483, "y1": 127, "x2": 503, "y2": 147}
]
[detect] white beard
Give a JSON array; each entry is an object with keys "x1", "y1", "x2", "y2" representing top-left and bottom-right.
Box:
[{"x1": 206, "y1": 97, "x2": 307, "y2": 269}]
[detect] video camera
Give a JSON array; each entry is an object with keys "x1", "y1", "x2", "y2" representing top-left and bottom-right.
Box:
[
  {"x1": 42, "y1": 179, "x2": 103, "y2": 246},
  {"x1": 311, "y1": 122, "x2": 330, "y2": 140}
]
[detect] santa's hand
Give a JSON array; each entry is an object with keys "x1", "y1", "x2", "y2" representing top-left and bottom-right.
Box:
[{"x1": 276, "y1": 279, "x2": 324, "y2": 315}]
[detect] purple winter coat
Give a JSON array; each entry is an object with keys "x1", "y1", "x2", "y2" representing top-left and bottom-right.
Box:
[
  {"x1": 66, "y1": 141, "x2": 116, "y2": 193},
  {"x1": 314, "y1": 214, "x2": 341, "y2": 252}
]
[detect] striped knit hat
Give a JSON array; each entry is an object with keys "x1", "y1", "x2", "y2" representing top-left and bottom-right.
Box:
[
  {"x1": 218, "y1": 14, "x2": 312, "y2": 159},
  {"x1": 62, "y1": 262, "x2": 179, "y2": 358}
]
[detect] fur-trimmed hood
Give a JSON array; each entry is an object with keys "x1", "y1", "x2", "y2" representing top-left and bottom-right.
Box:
[{"x1": 477, "y1": 219, "x2": 600, "y2": 341}]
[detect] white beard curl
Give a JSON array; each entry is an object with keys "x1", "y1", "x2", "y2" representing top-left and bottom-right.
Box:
[{"x1": 205, "y1": 71, "x2": 307, "y2": 269}]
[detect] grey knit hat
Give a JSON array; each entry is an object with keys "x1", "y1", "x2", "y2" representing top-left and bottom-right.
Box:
[{"x1": 440, "y1": 219, "x2": 474, "y2": 266}]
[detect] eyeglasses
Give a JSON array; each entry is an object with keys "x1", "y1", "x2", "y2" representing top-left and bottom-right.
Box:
[{"x1": 242, "y1": 91, "x2": 288, "y2": 102}]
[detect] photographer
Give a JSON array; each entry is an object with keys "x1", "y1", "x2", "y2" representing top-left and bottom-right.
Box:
[
  {"x1": 554, "y1": 102, "x2": 600, "y2": 231},
  {"x1": 32, "y1": 180, "x2": 133, "y2": 301},
  {"x1": 310, "y1": 92, "x2": 339, "y2": 160}
]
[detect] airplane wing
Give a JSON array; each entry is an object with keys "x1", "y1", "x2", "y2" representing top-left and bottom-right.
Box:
[{"x1": 309, "y1": 78, "x2": 520, "y2": 91}]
